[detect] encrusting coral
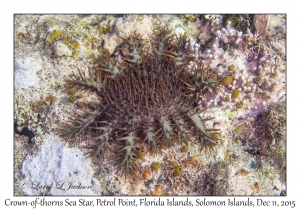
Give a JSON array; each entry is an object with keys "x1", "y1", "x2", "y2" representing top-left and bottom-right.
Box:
[{"x1": 60, "y1": 26, "x2": 222, "y2": 178}]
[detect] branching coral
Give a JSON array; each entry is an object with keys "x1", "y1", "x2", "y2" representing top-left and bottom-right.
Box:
[
  {"x1": 265, "y1": 100, "x2": 286, "y2": 143},
  {"x1": 238, "y1": 98, "x2": 286, "y2": 184},
  {"x1": 243, "y1": 28, "x2": 270, "y2": 62},
  {"x1": 61, "y1": 26, "x2": 222, "y2": 178}
]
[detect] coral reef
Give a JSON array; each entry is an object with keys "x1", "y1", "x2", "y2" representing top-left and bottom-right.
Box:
[
  {"x1": 229, "y1": 96, "x2": 286, "y2": 194},
  {"x1": 14, "y1": 14, "x2": 286, "y2": 196},
  {"x1": 224, "y1": 14, "x2": 254, "y2": 33}
]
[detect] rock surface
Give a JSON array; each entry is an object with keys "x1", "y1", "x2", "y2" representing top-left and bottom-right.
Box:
[
  {"x1": 21, "y1": 135, "x2": 100, "y2": 195},
  {"x1": 14, "y1": 57, "x2": 41, "y2": 89}
]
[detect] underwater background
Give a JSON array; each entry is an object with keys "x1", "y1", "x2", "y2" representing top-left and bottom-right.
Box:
[{"x1": 14, "y1": 14, "x2": 286, "y2": 196}]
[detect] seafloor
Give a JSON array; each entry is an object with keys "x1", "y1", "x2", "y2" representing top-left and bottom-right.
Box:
[{"x1": 14, "y1": 14, "x2": 286, "y2": 196}]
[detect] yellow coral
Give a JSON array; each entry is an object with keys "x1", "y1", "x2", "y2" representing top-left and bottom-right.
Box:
[
  {"x1": 137, "y1": 149, "x2": 146, "y2": 159},
  {"x1": 77, "y1": 101, "x2": 85, "y2": 108},
  {"x1": 152, "y1": 162, "x2": 161, "y2": 171},
  {"x1": 236, "y1": 102, "x2": 243, "y2": 108},
  {"x1": 245, "y1": 81, "x2": 252, "y2": 87},
  {"x1": 232, "y1": 89, "x2": 240, "y2": 99},
  {"x1": 228, "y1": 64, "x2": 235, "y2": 71},
  {"x1": 223, "y1": 76, "x2": 233, "y2": 85},
  {"x1": 174, "y1": 166, "x2": 183, "y2": 176},
  {"x1": 225, "y1": 95, "x2": 231, "y2": 102},
  {"x1": 68, "y1": 95, "x2": 76, "y2": 103},
  {"x1": 47, "y1": 29, "x2": 64, "y2": 44},
  {"x1": 233, "y1": 124, "x2": 245, "y2": 134}
]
